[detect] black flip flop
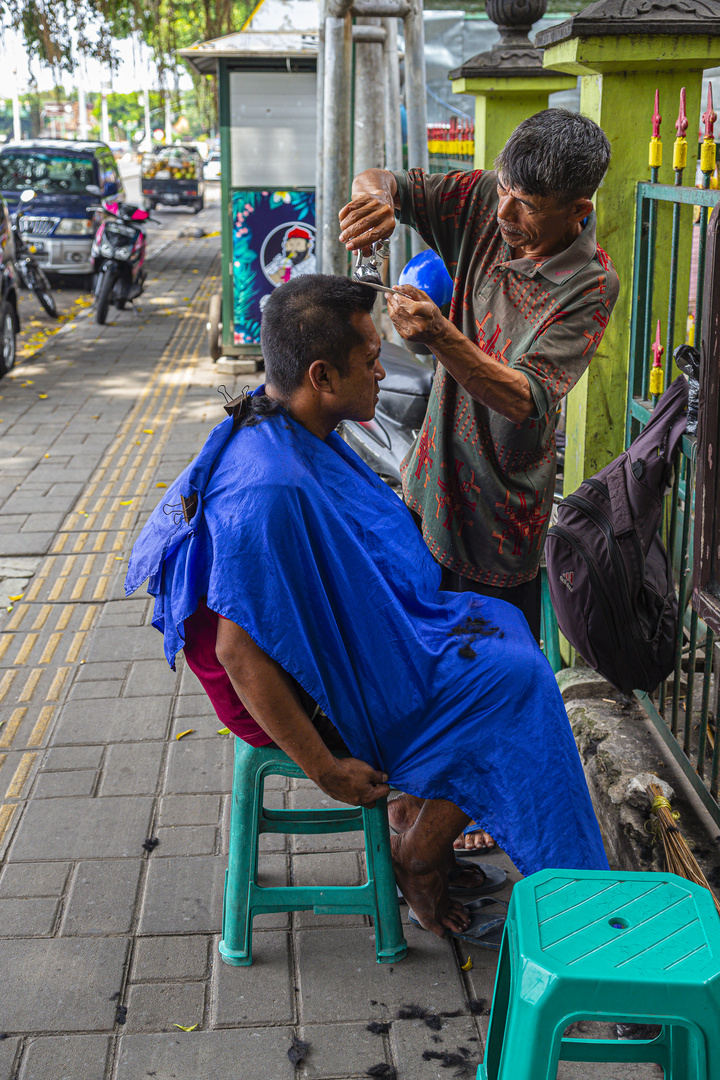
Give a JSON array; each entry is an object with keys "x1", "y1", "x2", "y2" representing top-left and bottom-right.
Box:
[
  {"x1": 408, "y1": 896, "x2": 508, "y2": 949},
  {"x1": 449, "y1": 859, "x2": 507, "y2": 899}
]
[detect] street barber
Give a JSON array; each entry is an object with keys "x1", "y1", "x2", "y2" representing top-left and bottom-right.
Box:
[
  {"x1": 339, "y1": 109, "x2": 618, "y2": 637},
  {"x1": 127, "y1": 274, "x2": 608, "y2": 944},
  {"x1": 339, "y1": 108, "x2": 619, "y2": 851}
]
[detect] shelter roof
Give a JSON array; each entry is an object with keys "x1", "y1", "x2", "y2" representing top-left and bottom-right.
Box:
[{"x1": 178, "y1": 0, "x2": 319, "y2": 74}]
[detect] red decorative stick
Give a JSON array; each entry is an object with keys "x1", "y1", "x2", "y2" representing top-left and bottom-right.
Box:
[
  {"x1": 703, "y1": 82, "x2": 716, "y2": 142},
  {"x1": 649, "y1": 319, "x2": 664, "y2": 397},
  {"x1": 652, "y1": 88, "x2": 662, "y2": 138},
  {"x1": 675, "y1": 86, "x2": 688, "y2": 139}
]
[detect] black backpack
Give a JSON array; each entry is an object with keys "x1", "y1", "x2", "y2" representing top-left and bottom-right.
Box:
[{"x1": 545, "y1": 376, "x2": 688, "y2": 694}]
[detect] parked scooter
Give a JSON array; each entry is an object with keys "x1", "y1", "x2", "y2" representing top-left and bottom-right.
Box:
[
  {"x1": 87, "y1": 186, "x2": 161, "y2": 325},
  {"x1": 11, "y1": 189, "x2": 58, "y2": 318}
]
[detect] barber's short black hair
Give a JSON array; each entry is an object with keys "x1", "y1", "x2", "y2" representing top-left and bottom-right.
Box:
[
  {"x1": 260, "y1": 274, "x2": 377, "y2": 398},
  {"x1": 495, "y1": 109, "x2": 611, "y2": 204}
]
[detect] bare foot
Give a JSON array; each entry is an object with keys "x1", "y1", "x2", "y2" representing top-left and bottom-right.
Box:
[
  {"x1": 453, "y1": 823, "x2": 495, "y2": 851},
  {"x1": 387, "y1": 793, "x2": 424, "y2": 835},
  {"x1": 391, "y1": 833, "x2": 470, "y2": 938}
]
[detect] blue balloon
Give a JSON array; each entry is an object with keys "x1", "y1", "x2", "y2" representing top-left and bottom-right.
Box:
[{"x1": 398, "y1": 249, "x2": 453, "y2": 308}]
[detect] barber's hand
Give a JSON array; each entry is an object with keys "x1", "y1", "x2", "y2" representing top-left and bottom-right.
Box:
[
  {"x1": 338, "y1": 191, "x2": 396, "y2": 256},
  {"x1": 386, "y1": 283, "x2": 447, "y2": 346},
  {"x1": 315, "y1": 757, "x2": 390, "y2": 807}
]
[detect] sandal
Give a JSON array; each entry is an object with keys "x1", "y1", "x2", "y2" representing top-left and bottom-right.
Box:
[
  {"x1": 397, "y1": 861, "x2": 507, "y2": 904},
  {"x1": 408, "y1": 896, "x2": 508, "y2": 949}
]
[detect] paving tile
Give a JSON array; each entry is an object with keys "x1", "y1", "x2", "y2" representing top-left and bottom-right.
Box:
[
  {"x1": 97, "y1": 600, "x2": 149, "y2": 629},
  {"x1": 139, "y1": 854, "x2": 225, "y2": 935},
  {"x1": 65, "y1": 679, "x2": 124, "y2": 701},
  {"x1": 123, "y1": 981, "x2": 206, "y2": 1033},
  {"x1": 298, "y1": 1022, "x2": 389, "y2": 1079},
  {"x1": 292, "y1": 852, "x2": 362, "y2": 889},
  {"x1": 0, "y1": 1038, "x2": 20, "y2": 1080},
  {"x1": 131, "y1": 935, "x2": 210, "y2": 983},
  {"x1": 164, "y1": 737, "x2": 233, "y2": 795},
  {"x1": 154, "y1": 824, "x2": 217, "y2": 857},
  {"x1": 61, "y1": 858, "x2": 143, "y2": 935},
  {"x1": 0, "y1": 861, "x2": 70, "y2": 897},
  {"x1": 124, "y1": 659, "x2": 179, "y2": 697},
  {"x1": 75, "y1": 662, "x2": 130, "y2": 683},
  {"x1": 296, "y1": 926, "x2": 466, "y2": 1024},
  {"x1": 0, "y1": 896, "x2": 59, "y2": 936},
  {"x1": 21, "y1": 512, "x2": 66, "y2": 532},
  {"x1": 34, "y1": 770, "x2": 98, "y2": 798},
  {"x1": 0, "y1": 938, "x2": 128, "y2": 1033},
  {"x1": 157, "y1": 794, "x2": 221, "y2": 827},
  {"x1": 173, "y1": 693, "x2": 217, "y2": 719},
  {"x1": 9, "y1": 796, "x2": 154, "y2": 861},
  {"x1": 98, "y1": 742, "x2": 164, "y2": 796},
  {"x1": 0, "y1": 533, "x2": 54, "y2": 556},
  {"x1": 390, "y1": 1015, "x2": 483, "y2": 1080},
  {"x1": 115, "y1": 1029, "x2": 295, "y2": 1080},
  {"x1": 85, "y1": 625, "x2": 164, "y2": 663},
  {"x1": 41, "y1": 745, "x2": 104, "y2": 771},
  {"x1": 18, "y1": 1035, "x2": 110, "y2": 1080},
  {"x1": 51, "y1": 697, "x2": 171, "y2": 745},
  {"x1": 210, "y1": 931, "x2": 294, "y2": 1024}
]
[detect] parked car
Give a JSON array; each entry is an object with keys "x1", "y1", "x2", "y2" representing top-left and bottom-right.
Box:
[
  {"x1": 141, "y1": 146, "x2": 205, "y2": 212},
  {"x1": 0, "y1": 195, "x2": 20, "y2": 377},
  {"x1": 0, "y1": 139, "x2": 125, "y2": 282},
  {"x1": 204, "y1": 152, "x2": 221, "y2": 181}
]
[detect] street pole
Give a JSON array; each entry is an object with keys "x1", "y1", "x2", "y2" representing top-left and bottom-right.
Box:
[
  {"x1": 321, "y1": 0, "x2": 353, "y2": 276},
  {"x1": 11, "y1": 70, "x2": 21, "y2": 141},
  {"x1": 403, "y1": 0, "x2": 428, "y2": 255},
  {"x1": 101, "y1": 85, "x2": 110, "y2": 145},
  {"x1": 78, "y1": 81, "x2": 88, "y2": 140},
  {"x1": 143, "y1": 55, "x2": 152, "y2": 147},
  {"x1": 164, "y1": 88, "x2": 172, "y2": 144},
  {"x1": 382, "y1": 16, "x2": 405, "y2": 291}
]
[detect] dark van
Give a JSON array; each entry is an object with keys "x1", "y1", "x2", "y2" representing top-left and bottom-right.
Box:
[{"x1": 0, "y1": 140, "x2": 124, "y2": 280}]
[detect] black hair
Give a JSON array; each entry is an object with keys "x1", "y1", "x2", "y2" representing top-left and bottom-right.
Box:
[
  {"x1": 494, "y1": 109, "x2": 611, "y2": 205},
  {"x1": 260, "y1": 274, "x2": 376, "y2": 398}
]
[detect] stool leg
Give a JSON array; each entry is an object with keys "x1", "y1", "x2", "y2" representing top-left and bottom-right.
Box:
[
  {"x1": 493, "y1": 1000, "x2": 561, "y2": 1080},
  {"x1": 362, "y1": 798, "x2": 407, "y2": 964},
  {"x1": 481, "y1": 930, "x2": 513, "y2": 1080},
  {"x1": 218, "y1": 742, "x2": 262, "y2": 967}
]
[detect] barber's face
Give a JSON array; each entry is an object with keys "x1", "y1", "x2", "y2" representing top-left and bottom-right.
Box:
[
  {"x1": 496, "y1": 175, "x2": 589, "y2": 258},
  {"x1": 335, "y1": 310, "x2": 385, "y2": 422}
]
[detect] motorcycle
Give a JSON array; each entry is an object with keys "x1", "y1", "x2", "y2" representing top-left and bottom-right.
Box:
[
  {"x1": 11, "y1": 189, "x2": 58, "y2": 318},
  {"x1": 87, "y1": 187, "x2": 161, "y2": 325}
]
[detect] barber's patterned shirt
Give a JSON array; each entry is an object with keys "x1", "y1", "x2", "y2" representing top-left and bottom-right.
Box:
[{"x1": 392, "y1": 168, "x2": 619, "y2": 587}]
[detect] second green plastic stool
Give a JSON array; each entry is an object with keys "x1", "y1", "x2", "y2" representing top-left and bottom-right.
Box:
[
  {"x1": 478, "y1": 868, "x2": 720, "y2": 1080},
  {"x1": 219, "y1": 739, "x2": 407, "y2": 966}
]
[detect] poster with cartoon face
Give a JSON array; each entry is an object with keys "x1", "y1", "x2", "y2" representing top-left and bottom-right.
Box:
[{"x1": 231, "y1": 189, "x2": 315, "y2": 345}]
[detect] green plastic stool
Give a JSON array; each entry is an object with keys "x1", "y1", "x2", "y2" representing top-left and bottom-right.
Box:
[
  {"x1": 218, "y1": 739, "x2": 407, "y2": 966},
  {"x1": 478, "y1": 868, "x2": 720, "y2": 1080}
]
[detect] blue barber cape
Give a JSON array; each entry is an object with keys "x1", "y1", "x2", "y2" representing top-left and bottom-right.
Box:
[{"x1": 126, "y1": 401, "x2": 608, "y2": 877}]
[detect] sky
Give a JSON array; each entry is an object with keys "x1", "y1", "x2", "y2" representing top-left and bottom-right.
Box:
[{"x1": 0, "y1": 28, "x2": 193, "y2": 99}]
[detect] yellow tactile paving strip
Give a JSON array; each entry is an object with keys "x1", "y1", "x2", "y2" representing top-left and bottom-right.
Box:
[{"x1": 0, "y1": 247, "x2": 219, "y2": 845}]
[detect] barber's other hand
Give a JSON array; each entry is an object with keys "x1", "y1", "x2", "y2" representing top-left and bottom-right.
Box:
[
  {"x1": 338, "y1": 191, "x2": 395, "y2": 256},
  {"x1": 315, "y1": 757, "x2": 390, "y2": 807},
  {"x1": 387, "y1": 283, "x2": 446, "y2": 346}
]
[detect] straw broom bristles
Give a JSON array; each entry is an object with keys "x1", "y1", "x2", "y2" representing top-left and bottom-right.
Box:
[{"x1": 647, "y1": 782, "x2": 720, "y2": 916}]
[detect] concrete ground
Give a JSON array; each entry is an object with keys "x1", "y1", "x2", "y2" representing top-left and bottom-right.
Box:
[{"x1": 0, "y1": 203, "x2": 662, "y2": 1080}]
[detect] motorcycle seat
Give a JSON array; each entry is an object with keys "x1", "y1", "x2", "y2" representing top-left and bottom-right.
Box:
[{"x1": 378, "y1": 341, "x2": 433, "y2": 397}]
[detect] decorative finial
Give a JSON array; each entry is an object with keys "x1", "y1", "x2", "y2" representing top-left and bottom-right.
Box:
[
  {"x1": 652, "y1": 88, "x2": 661, "y2": 138},
  {"x1": 703, "y1": 83, "x2": 716, "y2": 142},
  {"x1": 649, "y1": 319, "x2": 664, "y2": 398},
  {"x1": 675, "y1": 87, "x2": 688, "y2": 139}
]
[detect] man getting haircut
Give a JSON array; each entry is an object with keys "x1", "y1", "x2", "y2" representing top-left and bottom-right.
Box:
[{"x1": 127, "y1": 274, "x2": 608, "y2": 940}]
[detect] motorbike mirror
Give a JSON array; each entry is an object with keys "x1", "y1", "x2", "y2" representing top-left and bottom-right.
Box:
[
  {"x1": 19, "y1": 189, "x2": 35, "y2": 203},
  {"x1": 86, "y1": 184, "x2": 102, "y2": 196}
]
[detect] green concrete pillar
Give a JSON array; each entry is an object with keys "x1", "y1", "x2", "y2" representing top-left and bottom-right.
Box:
[
  {"x1": 537, "y1": 9, "x2": 720, "y2": 494},
  {"x1": 448, "y1": 0, "x2": 576, "y2": 171},
  {"x1": 450, "y1": 76, "x2": 577, "y2": 169}
]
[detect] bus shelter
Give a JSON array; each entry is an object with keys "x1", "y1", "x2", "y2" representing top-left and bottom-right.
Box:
[{"x1": 179, "y1": 0, "x2": 318, "y2": 367}]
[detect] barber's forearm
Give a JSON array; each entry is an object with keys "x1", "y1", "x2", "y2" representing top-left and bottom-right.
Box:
[
  {"x1": 431, "y1": 318, "x2": 534, "y2": 423},
  {"x1": 351, "y1": 168, "x2": 400, "y2": 209}
]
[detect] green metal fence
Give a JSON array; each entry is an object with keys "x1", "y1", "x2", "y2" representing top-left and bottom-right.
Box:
[{"x1": 626, "y1": 87, "x2": 720, "y2": 827}]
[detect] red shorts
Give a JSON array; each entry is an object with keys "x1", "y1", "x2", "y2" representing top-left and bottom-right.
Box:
[{"x1": 182, "y1": 598, "x2": 273, "y2": 746}]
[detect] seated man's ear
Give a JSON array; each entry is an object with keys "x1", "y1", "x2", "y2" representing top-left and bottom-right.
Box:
[{"x1": 308, "y1": 358, "x2": 340, "y2": 394}]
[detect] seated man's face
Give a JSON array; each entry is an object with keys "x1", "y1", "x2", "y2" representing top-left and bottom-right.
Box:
[{"x1": 334, "y1": 310, "x2": 385, "y2": 423}]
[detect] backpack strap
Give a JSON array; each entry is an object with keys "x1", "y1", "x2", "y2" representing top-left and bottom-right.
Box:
[{"x1": 606, "y1": 459, "x2": 635, "y2": 537}]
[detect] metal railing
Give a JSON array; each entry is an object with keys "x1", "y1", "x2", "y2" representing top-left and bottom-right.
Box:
[{"x1": 626, "y1": 86, "x2": 720, "y2": 827}]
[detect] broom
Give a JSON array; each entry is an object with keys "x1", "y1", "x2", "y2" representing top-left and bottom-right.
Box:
[{"x1": 647, "y1": 782, "x2": 720, "y2": 916}]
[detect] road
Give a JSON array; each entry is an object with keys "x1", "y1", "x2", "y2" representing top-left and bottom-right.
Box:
[{"x1": 16, "y1": 169, "x2": 221, "y2": 364}]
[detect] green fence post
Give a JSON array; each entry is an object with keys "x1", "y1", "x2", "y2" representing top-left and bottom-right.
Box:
[{"x1": 537, "y1": 12, "x2": 719, "y2": 494}]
